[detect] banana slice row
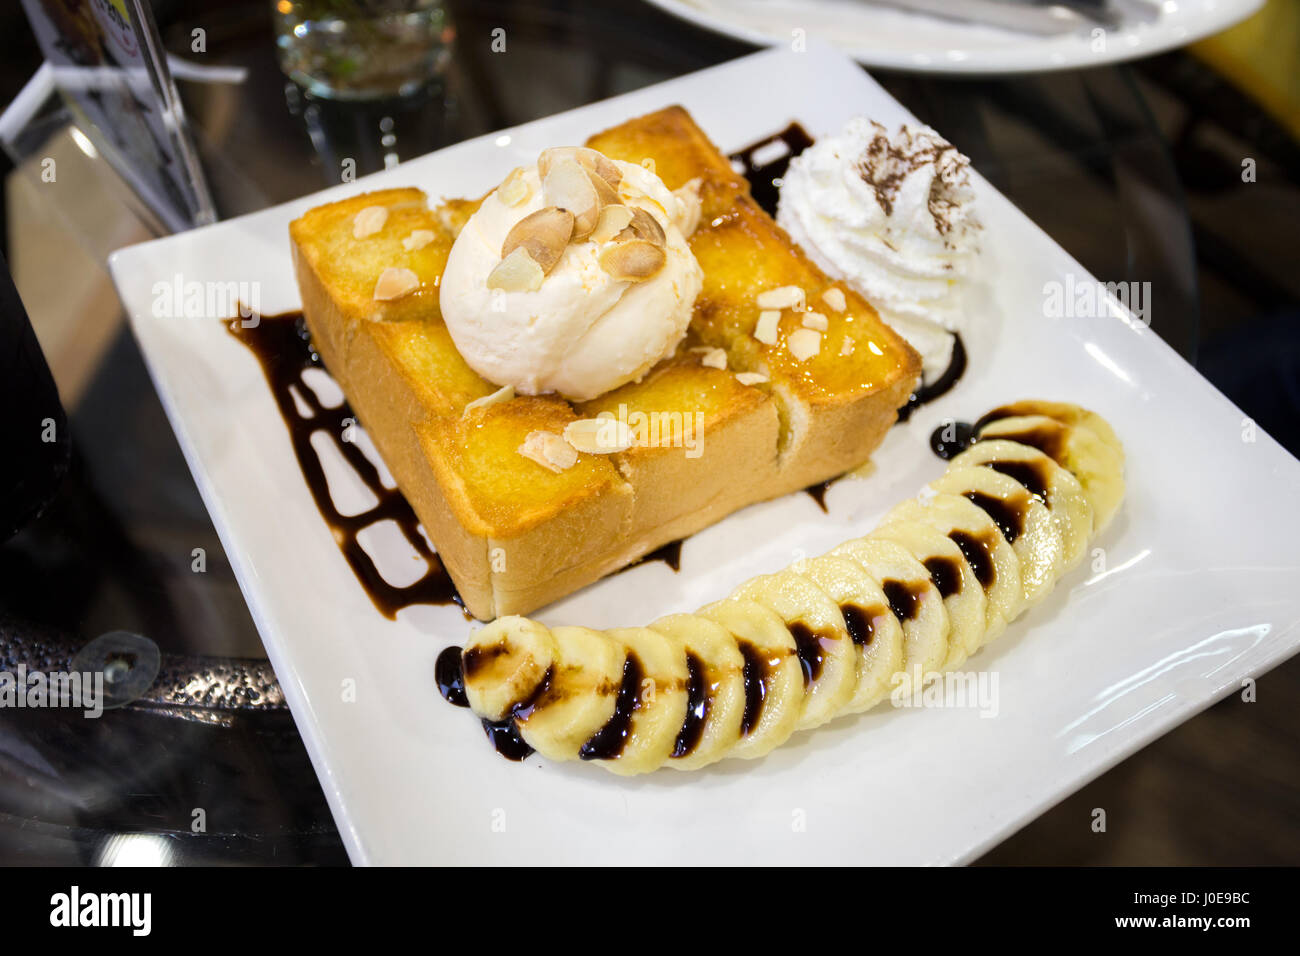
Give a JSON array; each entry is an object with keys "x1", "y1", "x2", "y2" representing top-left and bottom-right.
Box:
[{"x1": 458, "y1": 400, "x2": 1124, "y2": 775}]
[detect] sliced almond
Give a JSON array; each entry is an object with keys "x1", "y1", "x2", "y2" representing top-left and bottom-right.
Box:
[
  {"x1": 402, "y1": 229, "x2": 435, "y2": 251},
  {"x1": 757, "y1": 285, "x2": 806, "y2": 311},
  {"x1": 821, "y1": 287, "x2": 848, "y2": 312},
  {"x1": 624, "y1": 206, "x2": 666, "y2": 246},
  {"x1": 462, "y1": 384, "x2": 514, "y2": 419},
  {"x1": 598, "y1": 239, "x2": 666, "y2": 282},
  {"x1": 542, "y1": 158, "x2": 602, "y2": 238},
  {"x1": 587, "y1": 168, "x2": 620, "y2": 207},
  {"x1": 517, "y1": 430, "x2": 577, "y2": 473},
  {"x1": 497, "y1": 167, "x2": 531, "y2": 207},
  {"x1": 501, "y1": 206, "x2": 574, "y2": 274},
  {"x1": 754, "y1": 310, "x2": 781, "y2": 346},
  {"x1": 538, "y1": 147, "x2": 622, "y2": 190},
  {"x1": 486, "y1": 247, "x2": 545, "y2": 292},
  {"x1": 735, "y1": 371, "x2": 769, "y2": 386},
  {"x1": 563, "y1": 417, "x2": 635, "y2": 454},
  {"x1": 802, "y1": 311, "x2": 829, "y2": 331},
  {"x1": 673, "y1": 177, "x2": 703, "y2": 237},
  {"x1": 591, "y1": 204, "x2": 634, "y2": 243},
  {"x1": 787, "y1": 328, "x2": 822, "y2": 361},
  {"x1": 352, "y1": 205, "x2": 388, "y2": 239},
  {"x1": 693, "y1": 347, "x2": 727, "y2": 370},
  {"x1": 372, "y1": 266, "x2": 419, "y2": 301}
]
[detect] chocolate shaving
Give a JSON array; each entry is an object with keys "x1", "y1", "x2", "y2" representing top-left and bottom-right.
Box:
[{"x1": 856, "y1": 122, "x2": 973, "y2": 236}]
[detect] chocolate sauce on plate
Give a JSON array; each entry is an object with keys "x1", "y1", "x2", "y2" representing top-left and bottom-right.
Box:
[
  {"x1": 896, "y1": 332, "x2": 968, "y2": 424},
  {"x1": 481, "y1": 719, "x2": 534, "y2": 761},
  {"x1": 227, "y1": 313, "x2": 465, "y2": 619},
  {"x1": 435, "y1": 646, "x2": 533, "y2": 760},
  {"x1": 929, "y1": 420, "x2": 978, "y2": 460},
  {"x1": 804, "y1": 479, "x2": 834, "y2": 511},
  {"x1": 730, "y1": 123, "x2": 815, "y2": 218},
  {"x1": 625, "y1": 538, "x2": 684, "y2": 573},
  {"x1": 435, "y1": 645, "x2": 469, "y2": 707}
]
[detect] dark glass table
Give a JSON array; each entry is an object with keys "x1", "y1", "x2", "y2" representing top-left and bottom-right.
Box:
[{"x1": 4, "y1": 0, "x2": 1294, "y2": 866}]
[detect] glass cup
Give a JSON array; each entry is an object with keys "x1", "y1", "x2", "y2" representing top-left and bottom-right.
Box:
[{"x1": 272, "y1": 0, "x2": 454, "y2": 101}]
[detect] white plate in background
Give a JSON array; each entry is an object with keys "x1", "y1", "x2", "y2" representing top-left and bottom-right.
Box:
[
  {"x1": 643, "y1": 0, "x2": 1263, "y2": 74},
  {"x1": 109, "y1": 46, "x2": 1300, "y2": 865}
]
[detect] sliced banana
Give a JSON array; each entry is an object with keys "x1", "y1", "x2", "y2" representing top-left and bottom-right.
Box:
[
  {"x1": 732, "y1": 570, "x2": 857, "y2": 730},
  {"x1": 462, "y1": 616, "x2": 557, "y2": 721},
  {"x1": 513, "y1": 625, "x2": 623, "y2": 763},
  {"x1": 591, "y1": 627, "x2": 690, "y2": 776},
  {"x1": 454, "y1": 401, "x2": 1124, "y2": 776},
  {"x1": 929, "y1": 466, "x2": 1065, "y2": 608},
  {"x1": 950, "y1": 438, "x2": 1094, "y2": 569},
  {"x1": 792, "y1": 555, "x2": 904, "y2": 714},
  {"x1": 648, "y1": 613, "x2": 747, "y2": 771},
  {"x1": 977, "y1": 414, "x2": 1124, "y2": 532},
  {"x1": 873, "y1": 516, "x2": 987, "y2": 668},
  {"x1": 886, "y1": 494, "x2": 1024, "y2": 642},
  {"x1": 830, "y1": 537, "x2": 949, "y2": 698},
  {"x1": 698, "y1": 599, "x2": 804, "y2": 760},
  {"x1": 975, "y1": 399, "x2": 1123, "y2": 461}
]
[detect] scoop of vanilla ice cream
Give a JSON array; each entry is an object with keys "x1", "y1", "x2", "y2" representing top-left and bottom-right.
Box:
[
  {"x1": 439, "y1": 157, "x2": 702, "y2": 402},
  {"x1": 777, "y1": 118, "x2": 980, "y2": 383}
]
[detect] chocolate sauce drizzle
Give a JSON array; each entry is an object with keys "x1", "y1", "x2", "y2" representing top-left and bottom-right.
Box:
[
  {"x1": 840, "y1": 604, "x2": 880, "y2": 647},
  {"x1": 788, "y1": 622, "x2": 829, "y2": 686},
  {"x1": 226, "y1": 313, "x2": 465, "y2": 619},
  {"x1": 964, "y1": 491, "x2": 1028, "y2": 545},
  {"x1": 948, "y1": 530, "x2": 996, "y2": 590},
  {"x1": 883, "y1": 580, "x2": 925, "y2": 623},
  {"x1": 672, "y1": 652, "x2": 710, "y2": 759},
  {"x1": 923, "y1": 556, "x2": 962, "y2": 599},
  {"x1": 984, "y1": 426, "x2": 1067, "y2": 466},
  {"x1": 580, "y1": 654, "x2": 644, "y2": 761},
  {"x1": 737, "y1": 641, "x2": 769, "y2": 737},
  {"x1": 984, "y1": 460, "x2": 1049, "y2": 503}
]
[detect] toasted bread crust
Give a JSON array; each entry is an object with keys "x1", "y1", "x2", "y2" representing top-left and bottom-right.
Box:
[{"x1": 287, "y1": 109, "x2": 920, "y2": 619}]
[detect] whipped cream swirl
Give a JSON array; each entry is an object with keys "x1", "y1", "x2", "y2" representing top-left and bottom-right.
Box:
[{"x1": 777, "y1": 118, "x2": 981, "y2": 382}]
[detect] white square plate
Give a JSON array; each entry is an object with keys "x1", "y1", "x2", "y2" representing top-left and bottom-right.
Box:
[{"x1": 109, "y1": 47, "x2": 1300, "y2": 865}]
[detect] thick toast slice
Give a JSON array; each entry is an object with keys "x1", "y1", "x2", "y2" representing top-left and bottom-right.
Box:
[{"x1": 288, "y1": 108, "x2": 919, "y2": 619}]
